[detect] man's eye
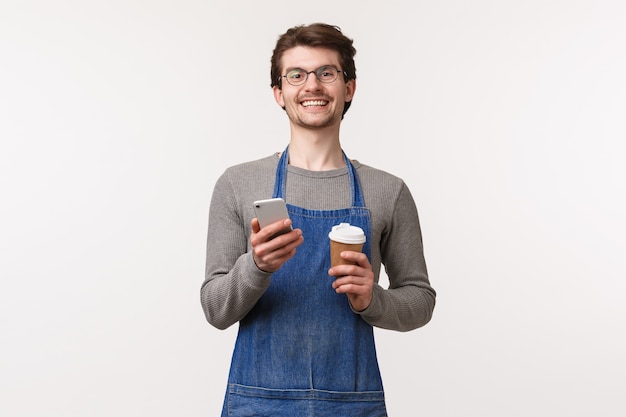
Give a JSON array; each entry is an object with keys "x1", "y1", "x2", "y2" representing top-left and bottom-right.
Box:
[{"x1": 318, "y1": 67, "x2": 337, "y2": 79}]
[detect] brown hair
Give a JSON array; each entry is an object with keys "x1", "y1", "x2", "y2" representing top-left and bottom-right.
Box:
[{"x1": 270, "y1": 23, "x2": 357, "y2": 116}]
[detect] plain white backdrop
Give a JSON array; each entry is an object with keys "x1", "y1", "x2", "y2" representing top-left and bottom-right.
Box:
[{"x1": 1, "y1": 1, "x2": 625, "y2": 416}]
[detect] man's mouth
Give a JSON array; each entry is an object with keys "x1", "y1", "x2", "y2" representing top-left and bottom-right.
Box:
[{"x1": 301, "y1": 100, "x2": 329, "y2": 107}]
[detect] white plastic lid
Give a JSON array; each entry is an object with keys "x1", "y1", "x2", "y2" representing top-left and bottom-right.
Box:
[{"x1": 328, "y1": 223, "x2": 366, "y2": 244}]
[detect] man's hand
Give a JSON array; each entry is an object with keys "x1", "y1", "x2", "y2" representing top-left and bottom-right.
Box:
[
  {"x1": 328, "y1": 251, "x2": 374, "y2": 312},
  {"x1": 250, "y1": 218, "x2": 303, "y2": 273}
]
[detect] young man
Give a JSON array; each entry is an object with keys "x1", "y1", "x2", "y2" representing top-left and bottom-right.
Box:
[{"x1": 201, "y1": 23, "x2": 436, "y2": 416}]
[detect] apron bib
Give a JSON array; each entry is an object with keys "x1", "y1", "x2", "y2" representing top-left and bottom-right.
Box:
[{"x1": 222, "y1": 147, "x2": 387, "y2": 416}]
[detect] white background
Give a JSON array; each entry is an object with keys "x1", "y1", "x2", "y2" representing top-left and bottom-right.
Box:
[{"x1": 1, "y1": 1, "x2": 625, "y2": 416}]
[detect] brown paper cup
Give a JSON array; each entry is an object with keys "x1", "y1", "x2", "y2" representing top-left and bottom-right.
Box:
[
  {"x1": 328, "y1": 223, "x2": 366, "y2": 267},
  {"x1": 330, "y1": 240, "x2": 363, "y2": 267}
]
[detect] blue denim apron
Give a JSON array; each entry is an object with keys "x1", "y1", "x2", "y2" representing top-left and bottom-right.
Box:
[{"x1": 222, "y1": 147, "x2": 387, "y2": 416}]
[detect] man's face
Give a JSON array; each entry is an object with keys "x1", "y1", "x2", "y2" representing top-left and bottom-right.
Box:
[{"x1": 273, "y1": 46, "x2": 355, "y2": 130}]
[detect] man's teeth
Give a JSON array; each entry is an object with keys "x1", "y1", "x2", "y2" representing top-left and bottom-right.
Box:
[{"x1": 302, "y1": 100, "x2": 327, "y2": 107}]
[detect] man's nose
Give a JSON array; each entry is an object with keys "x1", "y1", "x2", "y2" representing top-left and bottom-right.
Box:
[{"x1": 303, "y1": 71, "x2": 322, "y2": 88}]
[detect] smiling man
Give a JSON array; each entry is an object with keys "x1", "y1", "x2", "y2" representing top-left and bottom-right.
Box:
[{"x1": 201, "y1": 23, "x2": 436, "y2": 416}]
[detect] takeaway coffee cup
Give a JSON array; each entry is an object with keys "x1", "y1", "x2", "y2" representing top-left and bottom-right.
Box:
[{"x1": 328, "y1": 223, "x2": 366, "y2": 267}]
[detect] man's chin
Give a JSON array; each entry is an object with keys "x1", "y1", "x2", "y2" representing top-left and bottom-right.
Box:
[{"x1": 289, "y1": 113, "x2": 339, "y2": 130}]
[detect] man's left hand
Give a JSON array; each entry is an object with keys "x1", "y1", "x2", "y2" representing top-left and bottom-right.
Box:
[{"x1": 328, "y1": 251, "x2": 374, "y2": 312}]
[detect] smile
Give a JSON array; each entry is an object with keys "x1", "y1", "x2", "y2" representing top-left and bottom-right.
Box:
[{"x1": 301, "y1": 100, "x2": 328, "y2": 107}]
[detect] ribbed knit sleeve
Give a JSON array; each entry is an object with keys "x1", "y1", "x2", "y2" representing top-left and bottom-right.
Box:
[
  {"x1": 356, "y1": 182, "x2": 436, "y2": 331},
  {"x1": 200, "y1": 157, "x2": 277, "y2": 330}
]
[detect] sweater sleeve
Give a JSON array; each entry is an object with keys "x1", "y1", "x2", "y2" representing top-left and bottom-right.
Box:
[
  {"x1": 357, "y1": 182, "x2": 436, "y2": 331},
  {"x1": 200, "y1": 171, "x2": 272, "y2": 330}
]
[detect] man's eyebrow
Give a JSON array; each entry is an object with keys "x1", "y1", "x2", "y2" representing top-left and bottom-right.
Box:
[{"x1": 284, "y1": 65, "x2": 336, "y2": 72}]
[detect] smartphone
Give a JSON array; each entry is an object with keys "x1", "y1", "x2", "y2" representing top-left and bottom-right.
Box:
[{"x1": 253, "y1": 198, "x2": 292, "y2": 238}]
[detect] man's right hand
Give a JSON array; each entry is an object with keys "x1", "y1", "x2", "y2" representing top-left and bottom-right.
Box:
[{"x1": 250, "y1": 218, "x2": 303, "y2": 273}]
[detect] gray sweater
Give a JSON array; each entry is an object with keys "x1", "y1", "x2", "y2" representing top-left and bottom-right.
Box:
[{"x1": 201, "y1": 153, "x2": 436, "y2": 331}]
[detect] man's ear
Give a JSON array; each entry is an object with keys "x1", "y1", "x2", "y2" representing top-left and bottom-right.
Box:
[
  {"x1": 273, "y1": 86, "x2": 285, "y2": 108},
  {"x1": 345, "y1": 79, "x2": 356, "y2": 102}
]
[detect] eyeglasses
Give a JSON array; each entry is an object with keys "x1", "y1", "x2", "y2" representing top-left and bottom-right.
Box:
[{"x1": 281, "y1": 65, "x2": 345, "y2": 86}]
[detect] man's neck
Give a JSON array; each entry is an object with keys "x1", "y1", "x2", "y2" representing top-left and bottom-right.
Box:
[{"x1": 287, "y1": 127, "x2": 345, "y2": 171}]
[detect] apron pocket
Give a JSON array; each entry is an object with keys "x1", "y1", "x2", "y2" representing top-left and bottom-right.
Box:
[{"x1": 227, "y1": 384, "x2": 386, "y2": 417}]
